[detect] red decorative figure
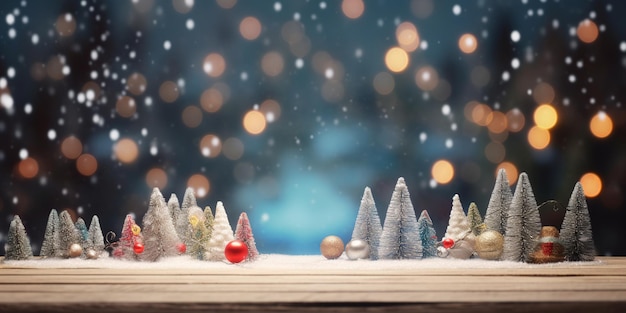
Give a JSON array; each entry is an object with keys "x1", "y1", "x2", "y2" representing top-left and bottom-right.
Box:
[
  {"x1": 234, "y1": 212, "x2": 259, "y2": 261},
  {"x1": 225, "y1": 240, "x2": 248, "y2": 263},
  {"x1": 114, "y1": 214, "x2": 143, "y2": 260},
  {"x1": 442, "y1": 237, "x2": 455, "y2": 249}
]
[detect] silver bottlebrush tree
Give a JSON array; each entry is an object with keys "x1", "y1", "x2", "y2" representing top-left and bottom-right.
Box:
[
  {"x1": 88, "y1": 215, "x2": 105, "y2": 252},
  {"x1": 140, "y1": 188, "x2": 181, "y2": 261},
  {"x1": 560, "y1": 182, "x2": 596, "y2": 261},
  {"x1": 484, "y1": 168, "x2": 513, "y2": 236},
  {"x1": 58, "y1": 210, "x2": 81, "y2": 258},
  {"x1": 351, "y1": 186, "x2": 382, "y2": 260},
  {"x1": 40, "y1": 209, "x2": 61, "y2": 257},
  {"x1": 502, "y1": 173, "x2": 542, "y2": 262},
  {"x1": 378, "y1": 177, "x2": 422, "y2": 259},
  {"x1": 5, "y1": 215, "x2": 33, "y2": 260}
]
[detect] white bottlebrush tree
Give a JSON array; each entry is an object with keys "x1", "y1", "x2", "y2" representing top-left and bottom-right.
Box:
[
  {"x1": 351, "y1": 186, "x2": 383, "y2": 260},
  {"x1": 88, "y1": 215, "x2": 105, "y2": 252},
  {"x1": 5, "y1": 215, "x2": 33, "y2": 260},
  {"x1": 177, "y1": 188, "x2": 197, "y2": 249},
  {"x1": 40, "y1": 209, "x2": 61, "y2": 257},
  {"x1": 484, "y1": 168, "x2": 513, "y2": 235},
  {"x1": 140, "y1": 188, "x2": 181, "y2": 261},
  {"x1": 59, "y1": 210, "x2": 81, "y2": 258},
  {"x1": 378, "y1": 177, "x2": 422, "y2": 259},
  {"x1": 444, "y1": 194, "x2": 473, "y2": 242},
  {"x1": 560, "y1": 182, "x2": 596, "y2": 261},
  {"x1": 502, "y1": 172, "x2": 542, "y2": 262},
  {"x1": 205, "y1": 201, "x2": 235, "y2": 261},
  {"x1": 167, "y1": 193, "x2": 181, "y2": 239}
]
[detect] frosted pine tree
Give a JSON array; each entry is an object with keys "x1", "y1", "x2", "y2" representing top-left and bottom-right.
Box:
[
  {"x1": 484, "y1": 168, "x2": 513, "y2": 235},
  {"x1": 177, "y1": 188, "x2": 197, "y2": 249},
  {"x1": 502, "y1": 173, "x2": 542, "y2": 262},
  {"x1": 187, "y1": 206, "x2": 210, "y2": 260},
  {"x1": 417, "y1": 210, "x2": 438, "y2": 258},
  {"x1": 59, "y1": 210, "x2": 81, "y2": 258},
  {"x1": 40, "y1": 209, "x2": 61, "y2": 257},
  {"x1": 114, "y1": 214, "x2": 142, "y2": 260},
  {"x1": 167, "y1": 193, "x2": 181, "y2": 239},
  {"x1": 88, "y1": 215, "x2": 105, "y2": 252},
  {"x1": 467, "y1": 202, "x2": 485, "y2": 236},
  {"x1": 444, "y1": 194, "x2": 472, "y2": 242},
  {"x1": 140, "y1": 188, "x2": 181, "y2": 261},
  {"x1": 234, "y1": 212, "x2": 259, "y2": 261},
  {"x1": 203, "y1": 206, "x2": 215, "y2": 239},
  {"x1": 5, "y1": 215, "x2": 33, "y2": 260},
  {"x1": 75, "y1": 217, "x2": 89, "y2": 254},
  {"x1": 560, "y1": 182, "x2": 596, "y2": 261},
  {"x1": 205, "y1": 201, "x2": 235, "y2": 261},
  {"x1": 351, "y1": 187, "x2": 382, "y2": 260},
  {"x1": 378, "y1": 177, "x2": 422, "y2": 259}
]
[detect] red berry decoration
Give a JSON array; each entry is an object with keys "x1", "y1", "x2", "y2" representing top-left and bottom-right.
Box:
[
  {"x1": 133, "y1": 242, "x2": 144, "y2": 254},
  {"x1": 176, "y1": 243, "x2": 187, "y2": 254},
  {"x1": 225, "y1": 240, "x2": 248, "y2": 263},
  {"x1": 442, "y1": 237, "x2": 455, "y2": 249}
]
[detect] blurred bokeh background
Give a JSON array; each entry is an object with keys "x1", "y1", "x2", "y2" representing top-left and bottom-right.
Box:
[{"x1": 1, "y1": 0, "x2": 624, "y2": 256}]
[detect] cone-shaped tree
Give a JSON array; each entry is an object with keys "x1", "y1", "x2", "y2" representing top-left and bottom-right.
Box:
[
  {"x1": 114, "y1": 214, "x2": 142, "y2": 260},
  {"x1": 378, "y1": 177, "x2": 422, "y2": 259},
  {"x1": 203, "y1": 206, "x2": 214, "y2": 239},
  {"x1": 502, "y1": 173, "x2": 542, "y2": 262},
  {"x1": 444, "y1": 194, "x2": 472, "y2": 242},
  {"x1": 88, "y1": 215, "x2": 105, "y2": 252},
  {"x1": 177, "y1": 188, "x2": 197, "y2": 249},
  {"x1": 351, "y1": 187, "x2": 383, "y2": 260},
  {"x1": 140, "y1": 188, "x2": 181, "y2": 261},
  {"x1": 167, "y1": 193, "x2": 181, "y2": 240},
  {"x1": 59, "y1": 210, "x2": 81, "y2": 258},
  {"x1": 560, "y1": 182, "x2": 596, "y2": 261},
  {"x1": 467, "y1": 202, "x2": 485, "y2": 236},
  {"x1": 234, "y1": 212, "x2": 259, "y2": 261},
  {"x1": 205, "y1": 201, "x2": 234, "y2": 261},
  {"x1": 187, "y1": 206, "x2": 210, "y2": 260},
  {"x1": 417, "y1": 210, "x2": 438, "y2": 258},
  {"x1": 40, "y1": 209, "x2": 61, "y2": 257},
  {"x1": 484, "y1": 169, "x2": 513, "y2": 235},
  {"x1": 5, "y1": 215, "x2": 33, "y2": 260},
  {"x1": 75, "y1": 217, "x2": 89, "y2": 255}
]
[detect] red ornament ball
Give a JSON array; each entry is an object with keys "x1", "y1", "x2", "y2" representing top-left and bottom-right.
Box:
[
  {"x1": 225, "y1": 240, "x2": 249, "y2": 263},
  {"x1": 133, "y1": 243, "x2": 145, "y2": 254},
  {"x1": 442, "y1": 237, "x2": 455, "y2": 249},
  {"x1": 176, "y1": 243, "x2": 187, "y2": 254}
]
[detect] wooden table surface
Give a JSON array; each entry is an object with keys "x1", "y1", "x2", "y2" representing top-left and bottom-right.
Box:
[{"x1": 1, "y1": 256, "x2": 625, "y2": 312}]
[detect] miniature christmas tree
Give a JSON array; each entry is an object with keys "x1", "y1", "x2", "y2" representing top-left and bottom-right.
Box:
[
  {"x1": 177, "y1": 187, "x2": 197, "y2": 249},
  {"x1": 140, "y1": 188, "x2": 181, "y2": 261},
  {"x1": 203, "y1": 205, "x2": 215, "y2": 239},
  {"x1": 205, "y1": 201, "x2": 235, "y2": 261},
  {"x1": 351, "y1": 187, "x2": 383, "y2": 260},
  {"x1": 444, "y1": 194, "x2": 472, "y2": 242},
  {"x1": 484, "y1": 168, "x2": 513, "y2": 235},
  {"x1": 5, "y1": 215, "x2": 33, "y2": 260},
  {"x1": 113, "y1": 214, "x2": 143, "y2": 260},
  {"x1": 234, "y1": 212, "x2": 259, "y2": 261},
  {"x1": 40, "y1": 209, "x2": 61, "y2": 257},
  {"x1": 59, "y1": 210, "x2": 81, "y2": 258},
  {"x1": 187, "y1": 206, "x2": 211, "y2": 260},
  {"x1": 167, "y1": 193, "x2": 181, "y2": 239},
  {"x1": 88, "y1": 215, "x2": 105, "y2": 252},
  {"x1": 378, "y1": 177, "x2": 422, "y2": 259},
  {"x1": 417, "y1": 210, "x2": 438, "y2": 258},
  {"x1": 467, "y1": 202, "x2": 485, "y2": 236},
  {"x1": 502, "y1": 172, "x2": 542, "y2": 262},
  {"x1": 75, "y1": 217, "x2": 89, "y2": 254},
  {"x1": 560, "y1": 182, "x2": 596, "y2": 261}
]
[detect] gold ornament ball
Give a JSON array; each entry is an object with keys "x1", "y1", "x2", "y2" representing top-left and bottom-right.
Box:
[
  {"x1": 475, "y1": 230, "x2": 504, "y2": 260},
  {"x1": 320, "y1": 235, "x2": 344, "y2": 259},
  {"x1": 85, "y1": 249, "x2": 98, "y2": 260},
  {"x1": 68, "y1": 243, "x2": 83, "y2": 258}
]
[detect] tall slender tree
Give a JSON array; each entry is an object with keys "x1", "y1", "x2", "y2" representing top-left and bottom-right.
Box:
[
  {"x1": 75, "y1": 217, "x2": 89, "y2": 254},
  {"x1": 417, "y1": 210, "x2": 438, "y2": 258},
  {"x1": 140, "y1": 188, "x2": 181, "y2": 261},
  {"x1": 205, "y1": 201, "x2": 235, "y2": 261},
  {"x1": 167, "y1": 193, "x2": 181, "y2": 240},
  {"x1": 502, "y1": 173, "x2": 542, "y2": 262},
  {"x1": 351, "y1": 187, "x2": 383, "y2": 260},
  {"x1": 203, "y1": 205, "x2": 215, "y2": 239},
  {"x1": 5, "y1": 215, "x2": 33, "y2": 260},
  {"x1": 560, "y1": 182, "x2": 596, "y2": 261},
  {"x1": 484, "y1": 169, "x2": 513, "y2": 235},
  {"x1": 40, "y1": 209, "x2": 61, "y2": 257},
  {"x1": 467, "y1": 202, "x2": 485, "y2": 236},
  {"x1": 234, "y1": 212, "x2": 259, "y2": 261},
  {"x1": 178, "y1": 188, "x2": 197, "y2": 249},
  {"x1": 187, "y1": 206, "x2": 210, "y2": 260},
  {"x1": 444, "y1": 194, "x2": 472, "y2": 242},
  {"x1": 88, "y1": 215, "x2": 105, "y2": 252},
  {"x1": 378, "y1": 177, "x2": 422, "y2": 259},
  {"x1": 59, "y1": 210, "x2": 81, "y2": 258}
]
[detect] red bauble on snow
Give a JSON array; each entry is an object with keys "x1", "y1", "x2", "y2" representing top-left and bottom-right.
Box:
[
  {"x1": 176, "y1": 243, "x2": 187, "y2": 254},
  {"x1": 442, "y1": 237, "x2": 455, "y2": 249},
  {"x1": 225, "y1": 240, "x2": 248, "y2": 263},
  {"x1": 133, "y1": 243, "x2": 145, "y2": 254}
]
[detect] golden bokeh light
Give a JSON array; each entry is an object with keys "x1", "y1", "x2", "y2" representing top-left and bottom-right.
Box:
[
  {"x1": 199, "y1": 134, "x2": 222, "y2": 158},
  {"x1": 373, "y1": 72, "x2": 395, "y2": 95},
  {"x1": 396, "y1": 22, "x2": 420, "y2": 52},
  {"x1": 384, "y1": 47, "x2": 409, "y2": 73},
  {"x1": 532, "y1": 82, "x2": 555, "y2": 104},
  {"x1": 487, "y1": 111, "x2": 508, "y2": 134},
  {"x1": 431, "y1": 159, "x2": 455, "y2": 184},
  {"x1": 506, "y1": 108, "x2": 525, "y2": 132},
  {"x1": 414, "y1": 66, "x2": 439, "y2": 91},
  {"x1": 200, "y1": 87, "x2": 223, "y2": 113},
  {"x1": 159, "y1": 81, "x2": 180, "y2": 103},
  {"x1": 61, "y1": 136, "x2": 83, "y2": 159},
  {"x1": 471, "y1": 103, "x2": 493, "y2": 126},
  {"x1": 127, "y1": 72, "x2": 147, "y2": 96},
  {"x1": 187, "y1": 174, "x2": 210, "y2": 198},
  {"x1": 76, "y1": 154, "x2": 98, "y2": 176},
  {"x1": 55, "y1": 13, "x2": 76, "y2": 37},
  {"x1": 259, "y1": 99, "x2": 281, "y2": 123},
  {"x1": 589, "y1": 111, "x2": 613, "y2": 138},
  {"x1": 114, "y1": 138, "x2": 139, "y2": 164},
  {"x1": 18, "y1": 157, "x2": 39, "y2": 179},
  {"x1": 485, "y1": 141, "x2": 506, "y2": 164},
  {"x1": 580, "y1": 172, "x2": 602, "y2": 198},
  {"x1": 243, "y1": 110, "x2": 267, "y2": 135},
  {"x1": 146, "y1": 167, "x2": 168, "y2": 190},
  {"x1": 203, "y1": 53, "x2": 226, "y2": 77},
  {"x1": 458, "y1": 33, "x2": 478, "y2": 54},
  {"x1": 496, "y1": 162, "x2": 518, "y2": 185},
  {"x1": 240, "y1": 16, "x2": 262, "y2": 40},
  {"x1": 527, "y1": 126, "x2": 551, "y2": 150},
  {"x1": 223, "y1": 137, "x2": 244, "y2": 160},
  {"x1": 534, "y1": 104, "x2": 558, "y2": 130},
  {"x1": 115, "y1": 96, "x2": 137, "y2": 118},
  {"x1": 181, "y1": 105, "x2": 203, "y2": 128},
  {"x1": 577, "y1": 19, "x2": 599, "y2": 44},
  {"x1": 261, "y1": 51, "x2": 285, "y2": 77},
  {"x1": 341, "y1": 0, "x2": 365, "y2": 19}
]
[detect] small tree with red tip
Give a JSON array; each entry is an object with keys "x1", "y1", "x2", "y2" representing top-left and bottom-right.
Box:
[
  {"x1": 234, "y1": 212, "x2": 259, "y2": 261},
  {"x1": 113, "y1": 214, "x2": 143, "y2": 261}
]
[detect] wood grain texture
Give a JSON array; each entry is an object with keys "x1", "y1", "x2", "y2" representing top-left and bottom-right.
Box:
[{"x1": 1, "y1": 256, "x2": 625, "y2": 312}]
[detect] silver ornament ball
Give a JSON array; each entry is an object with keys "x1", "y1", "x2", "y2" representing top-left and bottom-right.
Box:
[
  {"x1": 345, "y1": 239, "x2": 370, "y2": 260},
  {"x1": 68, "y1": 243, "x2": 83, "y2": 258},
  {"x1": 85, "y1": 248, "x2": 99, "y2": 260}
]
